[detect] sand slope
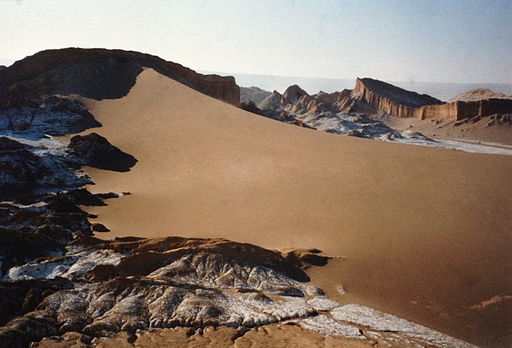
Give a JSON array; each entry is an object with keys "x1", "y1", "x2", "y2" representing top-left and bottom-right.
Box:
[{"x1": 82, "y1": 69, "x2": 512, "y2": 347}]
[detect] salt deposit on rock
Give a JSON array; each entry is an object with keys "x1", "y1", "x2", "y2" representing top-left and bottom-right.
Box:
[{"x1": 0, "y1": 237, "x2": 476, "y2": 347}]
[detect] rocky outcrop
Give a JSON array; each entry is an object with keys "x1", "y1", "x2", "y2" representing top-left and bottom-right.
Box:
[
  {"x1": 0, "y1": 48, "x2": 240, "y2": 108},
  {"x1": 351, "y1": 78, "x2": 512, "y2": 120},
  {"x1": 352, "y1": 78, "x2": 443, "y2": 109},
  {"x1": 282, "y1": 85, "x2": 308, "y2": 105},
  {"x1": 350, "y1": 78, "x2": 441, "y2": 118},
  {"x1": 240, "y1": 101, "x2": 263, "y2": 115},
  {"x1": 67, "y1": 133, "x2": 137, "y2": 172},
  {"x1": 240, "y1": 86, "x2": 271, "y2": 105},
  {"x1": 0, "y1": 235, "x2": 475, "y2": 348},
  {"x1": 0, "y1": 96, "x2": 101, "y2": 137},
  {"x1": 258, "y1": 87, "x2": 352, "y2": 116},
  {"x1": 0, "y1": 137, "x2": 92, "y2": 200},
  {"x1": 449, "y1": 88, "x2": 512, "y2": 102},
  {"x1": 0, "y1": 193, "x2": 96, "y2": 275},
  {"x1": 255, "y1": 85, "x2": 435, "y2": 143}
]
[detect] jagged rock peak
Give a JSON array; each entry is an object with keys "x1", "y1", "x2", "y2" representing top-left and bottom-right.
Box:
[
  {"x1": 283, "y1": 85, "x2": 309, "y2": 104},
  {"x1": 240, "y1": 86, "x2": 271, "y2": 104},
  {"x1": 0, "y1": 48, "x2": 240, "y2": 107},
  {"x1": 354, "y1": 78, "x2": 443, "y2": 108}
]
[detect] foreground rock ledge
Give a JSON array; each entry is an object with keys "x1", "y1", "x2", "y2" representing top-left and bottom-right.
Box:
[{"x1": 0, "y1": 236, "x2": 474, "y2": 348}]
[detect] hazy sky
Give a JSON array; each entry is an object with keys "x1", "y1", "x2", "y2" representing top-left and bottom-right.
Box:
[{"x1": 1, "y1": 0, "x2": 511, "y2": 83}]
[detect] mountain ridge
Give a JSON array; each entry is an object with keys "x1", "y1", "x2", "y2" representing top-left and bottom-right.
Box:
[{"x1": 0, "y1": 48, "x2": 240, "y2": 108}]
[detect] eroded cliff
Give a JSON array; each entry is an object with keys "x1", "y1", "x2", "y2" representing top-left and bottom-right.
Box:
[{"x1": 352, "y1": 78, "x2": 512, "y2": 120}]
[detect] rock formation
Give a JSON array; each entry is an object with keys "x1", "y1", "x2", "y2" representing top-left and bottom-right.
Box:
[
  {"x1": 0, "y1": 96, "x2": 101, "y2": 137},
  {"x1": 449, "y1": 88, "x2": 512, "y2": 102},
  {"x1": 240, "y1": 86, "x2": 271, "y2": 105},
  {"x1": 350, "y1": 78, "x2": 512, "y2": 120},
  {"x1": 0, "y1": 48, "x2": 240, "y2": 108},
  {"x1": 255, "y1": 85, "x2": 435, "y2": 144},
  {"x1": 67, "y1": 133, "x2": 137, "y2": 172},
  {"x1": 349, "y1": 78, "x2": 442, "y2": 117},
  {"x1": 0, "y1": 234, "x2": 474, "y2": 348},
  {"x1": 0, "y1": 137, "x2": 91, "y2": 200},
  {"x1": 240, "y1": 100, "x2": 263, "y2": 115},
  {"x1": 252, "y1": 78, "x2": 512, "y2": 125}
]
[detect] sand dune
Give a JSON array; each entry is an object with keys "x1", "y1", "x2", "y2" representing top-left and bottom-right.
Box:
[{"x1": 82, "y1": 69, "x2": 512, "y2": 347}]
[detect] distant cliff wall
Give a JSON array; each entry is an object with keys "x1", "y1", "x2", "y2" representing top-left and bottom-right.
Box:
[{"x1": 352, "y1": 78, "x2": 512, "y2": 120}]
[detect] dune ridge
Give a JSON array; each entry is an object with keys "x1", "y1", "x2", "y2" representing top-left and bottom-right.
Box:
[{"x1": 81, "y1": 68, "x2": 512, "y2": 347}]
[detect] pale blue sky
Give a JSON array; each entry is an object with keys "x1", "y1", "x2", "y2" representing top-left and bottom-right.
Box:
[{"x1": 1, "y1": 0, "x2": 511, "y2": 83}]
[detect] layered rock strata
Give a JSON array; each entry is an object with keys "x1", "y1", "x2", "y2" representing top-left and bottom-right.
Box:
[{"x1": 351, "y1": 78, "x2": 512, "y2": 120}]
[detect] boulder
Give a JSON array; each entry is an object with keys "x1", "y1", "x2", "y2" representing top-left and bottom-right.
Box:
[{"x1": 67, "y1": 133, "x2": 137, "y2": 172}]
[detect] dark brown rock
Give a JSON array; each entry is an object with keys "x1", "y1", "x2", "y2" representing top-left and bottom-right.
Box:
[
  {"x1": 91, "y1": 223, "x2": 110, "y2": 232},
  {"x1": 67, "y1": 133, "x2": 137, "y2": 172},
  {"x1": 0, "y1": 48, "x2": 240, "y2": 108},
  {"x1": 240, "y1": 101, "x2": 263, "y2": 115}
]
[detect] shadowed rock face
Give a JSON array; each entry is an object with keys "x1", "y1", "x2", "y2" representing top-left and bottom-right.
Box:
[
  {"x1": 0, "y1": 194, "x2": 94, "y2": 275},
  {"x1": 240, "y1": 100, "x2": 263, "y2": 115},
  {"x1": 67, "y1": 133, "x2": 137, "y2": 172},
  {"x1": 0, "y1": 96, "x2": 101, "y2": 138},
  {"x1": 0, "y1": 48, "x2": 240, "y2": 107},
  {"x1": 0, "y1": 137, "x2": 92, "y2": 200}
]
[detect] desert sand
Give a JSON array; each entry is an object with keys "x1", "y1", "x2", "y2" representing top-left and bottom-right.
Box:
[
  {"x1": 381, "y1": 113, "x2": 512, "y2": 146},
  {"x1": 37, "y1": 325, "x2": 377, "y2": 348},
  {"x1": 81, "y1": 69, "x2": 512, "y2": 347}
]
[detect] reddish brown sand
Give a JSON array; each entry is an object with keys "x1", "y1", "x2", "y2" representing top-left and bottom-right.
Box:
[
  {"x1": 37, "y1": 325, "x2": 375, "y2": 347},
  {"x1": 81, "y1": 69, "x2": 512, "y2": 347}
]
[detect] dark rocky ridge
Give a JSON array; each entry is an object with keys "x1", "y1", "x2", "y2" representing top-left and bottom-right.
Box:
[
  {"x1": 0, "y1": 137, "x2": 92, "y2": 200},
  {"x1": 0, "y1": 48, "x2": 240, "y2": 108},
  {"x1": 0, "y1": 96, "x2": 101, "y2": 138}
]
